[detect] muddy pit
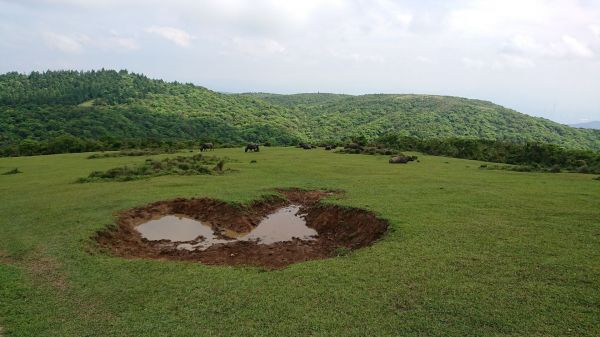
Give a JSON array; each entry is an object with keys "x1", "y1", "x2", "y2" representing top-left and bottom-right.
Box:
[{"x1": 95, "y1": 189, "x2": 388, "y2": 268}]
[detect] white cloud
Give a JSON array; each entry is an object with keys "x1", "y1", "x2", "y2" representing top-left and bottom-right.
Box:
[
  {"x1": 146, "y1": 26, "x2": 193, "y2": 47},
  {"x1": 592, "y1": 25, "x2": 600, "y2": 37},
  {"x1": 498, "y1": 54, "x2": 535, "y2": 68},
  {"x1": 110, "y1": 37, "x2": 138, "y2": 50},
  {"x1": 416, "y1": 56, "x2": 434, "y2": 64},
  {"x1": 42, "y1": 32, "x2": 85, "y2": 53},
  {"x1": 230, "y1": 37, "x2": 286, "y2": 55},
  {"x1": 462, "y1": 54, "x2": 536, "y2": 70},
  {"x1": 42, "y1": 30, "x2": 139, "y2": 53},
  {"x1": 501, "y1": 33, "x2": 596, "y2": 60},
  {"x1": 462, "y1": 57, "x2": 486, "y2": 69},
  {"x1": 504, "y1": 34, "x2": 546, "y2": 55},
  {"x1": 446, "y1": 0, "x2": 594, "y2": 37},
  {"x1": 106, "y1": 31, "x2": 139, "y2": 51},
  {"x1": 562, "y1": 35, "x2": 594, "y2": 58},
  {"x1": 328, "y1": 49, "x2": 385, "y2": 63}
]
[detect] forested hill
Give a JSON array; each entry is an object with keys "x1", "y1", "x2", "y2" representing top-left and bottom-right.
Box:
[
  {"x1": 2, "y1": 70, "x2": 600, "y2": 151},
  {"x1": 245, "y1": 93, "x2": 600, "y2": 150},
  {"x1": 0, "y1": 70, "x2": 304, "y2": 146}
]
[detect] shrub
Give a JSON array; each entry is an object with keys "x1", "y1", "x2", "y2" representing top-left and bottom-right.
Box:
[
  {"x1": 375, "y1": 134, "x2": 600, "y2": 174},
  {"x1": 576, "y1": 166, "x2": 590, "y2": 174},
  {"x1": 87, "y1": 149, "x2": 175, "y2": 159},
  {"x1": 78, "y1": 154, "x2": 229, "y2": 182},
  {"x1": 548, "y1": 165, "x2": 561, "y2": 173},
  {"x1": 213, "y1": 160, "x2": 225, "y2": 172}
]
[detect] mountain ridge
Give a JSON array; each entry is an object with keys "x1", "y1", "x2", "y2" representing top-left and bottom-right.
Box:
[{"x1": 1, "y1": 69, "x2": 600, "y2": 151}]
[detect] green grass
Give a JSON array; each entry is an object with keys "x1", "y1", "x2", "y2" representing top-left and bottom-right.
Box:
[
  {"x1": 0, "y1": 147, "x2": 599, "y2": 336},
  {"x1": 77, "y1": 154, "x2": 227, "y2": 182}
]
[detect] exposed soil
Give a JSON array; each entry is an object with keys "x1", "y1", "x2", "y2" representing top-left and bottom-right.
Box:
[{"x1": 94, "y1": 189, "x2": 388, "y2": 268}]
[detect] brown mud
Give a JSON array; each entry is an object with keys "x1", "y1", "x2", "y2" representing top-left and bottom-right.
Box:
[{"x1": 94, "y1": 189, "x2": 388, "y2": 268}]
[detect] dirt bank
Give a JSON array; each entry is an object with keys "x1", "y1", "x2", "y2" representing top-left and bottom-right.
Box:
[{"x1": 94, "y1": 189, "x2": 388, "y2": 268}]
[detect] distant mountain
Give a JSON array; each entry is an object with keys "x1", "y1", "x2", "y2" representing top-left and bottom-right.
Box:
[
  {"x1": 244, "y1": 93, "x2": 600, "y2": 151},
  {"x1": 571, "y1": 121, "x2": 600, "y2": 130},
  {"x1": 2, "y1": 70, "x2": 600, "y2": 151}
]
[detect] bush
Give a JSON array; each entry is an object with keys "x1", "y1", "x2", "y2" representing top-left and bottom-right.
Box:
[
  {"x1": 78, "y1": 154, "x2": 229, "y2": 182},
  {"x1": 548, "y1": 165, "x2": 561, "y2": 173},
  {"x1": 213, "y1": 160, "x2": 225, "y2": 172},
  {"x1": 87, "y1": 149, "x2": 175, "y2": 159},
  {"x1": 376, "y1": 134, "x2": 600, "y2": 174},
  {"x1": 336, "y1": 145, "x2": 399, "y2": 156}
]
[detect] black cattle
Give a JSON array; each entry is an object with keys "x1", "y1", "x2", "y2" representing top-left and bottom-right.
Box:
[
  {"x1": 245, "y1": 143, "x2": 260, "y2": 152},
  {"x1": 299, "y1": 143, "x2": 314, "y2": 150},
  {"x1": 200, "y1": 142, "x2": 214, "y2": 152},
  {"x1": 325, "y1": 144, "x2": 336, "y2": 150}
]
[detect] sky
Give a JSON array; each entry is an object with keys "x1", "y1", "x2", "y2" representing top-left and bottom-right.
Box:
[{"x1": 1, "y1": 0, "x2": 599, "y2": 124}]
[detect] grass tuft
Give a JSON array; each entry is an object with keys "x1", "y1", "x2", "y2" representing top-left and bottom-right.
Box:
[{"x1": 77, "y1": 154, "x2": 231, "y2": 182}]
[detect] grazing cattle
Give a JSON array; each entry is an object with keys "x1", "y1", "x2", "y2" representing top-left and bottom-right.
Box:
[
  {"x1": 389, "y1": 155, "x2": 418, "y2": 164},
  {"x1": 200, "y1": 142, "x2": 214, "y2": 152},
  {"x1": 299, "y1": 143, "x2": 314, "y2": 150},
  {"x1": 325, "y1": 144, "x2": 336, "y2": 150},
  {"x1": 245, "y1": 143, "x2": 260, "y2": 152}
]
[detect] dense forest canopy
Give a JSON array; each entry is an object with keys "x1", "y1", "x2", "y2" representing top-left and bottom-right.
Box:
[
  {"x1": 2, "y1": 69, "x2": 600, "y2": 154},
  {"x1": 245, "y1": 93, "x2": 600, "y2": 150}
]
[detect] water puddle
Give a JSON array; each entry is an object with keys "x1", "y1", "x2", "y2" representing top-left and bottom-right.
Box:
[
  {"x1": 136, "y1": 215, "x2": 214, "y2": 242},
  {"x1": 135, "y1": 205, "x2": 317, "y2": 251}
]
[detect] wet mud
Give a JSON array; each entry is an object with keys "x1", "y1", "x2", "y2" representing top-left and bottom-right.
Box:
[{"x1": 94, "y1": 189, "x2": 388, "y2": 268}]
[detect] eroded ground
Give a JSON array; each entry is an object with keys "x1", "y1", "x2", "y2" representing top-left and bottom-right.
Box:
[{"x1": 94, "y1": 189, "x2": 388, "y2": 268}]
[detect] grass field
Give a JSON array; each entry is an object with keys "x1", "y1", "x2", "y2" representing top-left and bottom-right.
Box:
[{"x1": 0, "y1": 147, "x2": 599, "y2": 336}]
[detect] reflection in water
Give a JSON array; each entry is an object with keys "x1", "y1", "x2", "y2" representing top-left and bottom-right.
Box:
[
  {"x1": 135, "y1": 215, "x2": 214, "y2": 242},
  {"x1": 134, "y1": 205, "x2": 317, "y2": 251},
  {"x1": 239, "y1": 205, "x2": 316, "y2": 244}
]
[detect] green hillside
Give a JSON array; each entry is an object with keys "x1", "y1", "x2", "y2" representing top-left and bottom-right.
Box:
[
  {"x1": 0, "y1": 70, "x2": 304, "y2": 147},
  {"x1": 248, "y1": 93, "x2": 600, "y2": 150},
  {"x1": 2, "y1": 70, "x2": 600, "y2": 151}
]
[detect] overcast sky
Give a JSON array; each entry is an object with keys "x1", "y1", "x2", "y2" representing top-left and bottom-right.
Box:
[{"x1": 1, "y1": 0, "x2": 599, "y2": 124}]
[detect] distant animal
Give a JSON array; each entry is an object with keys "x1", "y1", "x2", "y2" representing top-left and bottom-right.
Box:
[
  {"x1": 325, "y1": 144, "x2": 336, "y2": 150},
  {"x1": 299, "y1": 143, "x2": 314, "y2": 150},
  {"x1": 200, "y1": 142, "x2": 214, "y2": 152},
  {"x1": 389, "y1": 155, "x2": 418, "y2": 164},
  {"x1": 245, "y1": 143, "x2": 260, "y2": 152},
  {"x1": 345, "y1": 143, "x2": 363, "y2": 150}
]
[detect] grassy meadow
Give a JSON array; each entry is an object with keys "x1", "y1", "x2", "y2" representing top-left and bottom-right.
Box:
[{"x1": 0, "y1": 147, "x2": 599, "y2": 336}]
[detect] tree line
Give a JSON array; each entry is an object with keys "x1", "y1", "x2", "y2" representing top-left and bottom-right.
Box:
[{"x1": 375, "y1": 134, "x2": 600, "y2": 174}]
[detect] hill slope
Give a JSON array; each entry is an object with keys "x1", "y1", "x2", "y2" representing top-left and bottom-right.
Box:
[
  {"x1": 2, "y1": 70, "x2": 600, "y2": 151},
  {"x1": 0, "y1": 70, "x2": 304, "y2": 146},
  {"x1": 248, "y1": 93, "x2": 600, "y2": 150}
]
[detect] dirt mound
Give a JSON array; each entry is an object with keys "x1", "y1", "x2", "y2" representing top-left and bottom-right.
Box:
[{"x1": 94, "y1": 189, "x2": 388, "y2": 268}]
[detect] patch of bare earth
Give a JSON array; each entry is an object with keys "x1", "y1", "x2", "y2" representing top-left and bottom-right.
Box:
[
  {"x1": 94, "y1": 189, "x2": 388, "y2": 268},
  {"x1": 0, "y1": 250, "x2": 15, "y2": 265},
  {"x1": 26, "y1": 254, "x2": 68, "y2": 291}
]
